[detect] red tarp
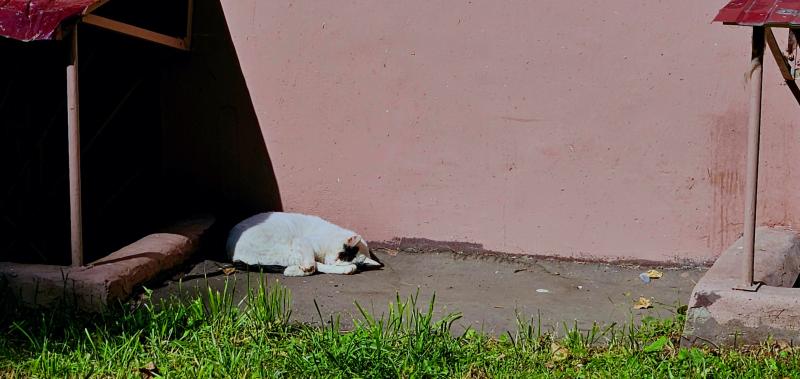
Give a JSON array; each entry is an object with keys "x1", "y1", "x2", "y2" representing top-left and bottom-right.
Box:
[
  {"x1": 714, "y1": 0, "x2": 800, "y2": 26},
  {"x1": 0, "y1": 0, "x2": 99, "y2": 41}
]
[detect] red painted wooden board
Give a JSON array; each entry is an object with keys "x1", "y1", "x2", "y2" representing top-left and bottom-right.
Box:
[
  {"x1": 714, "y1": 0, "x2": 800, "y2": 27},
  {"x1": 0, "y1": 0, "x2": 99, "y2": 41}
]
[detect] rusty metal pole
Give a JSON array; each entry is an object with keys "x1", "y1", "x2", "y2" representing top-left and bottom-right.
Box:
[
  {"x1": 742, "y1": 26, "x2": 765, "y2": 289},
  {"x1": 67, "y1": 24, "x2": 83, "y2": 267}
]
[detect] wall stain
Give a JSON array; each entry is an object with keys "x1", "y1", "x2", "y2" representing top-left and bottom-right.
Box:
[
  {"x1": 500, "y1": 116, "x2": 542, "y2": 123},
  {"x1": 692, "y1": 291, "x2": 721, "y2": 308},
  {"x1": 707, "y1": 105, "x2": 746, "y2": 253}
]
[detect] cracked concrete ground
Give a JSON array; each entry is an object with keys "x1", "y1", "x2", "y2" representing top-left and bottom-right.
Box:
[{"x1": 150, "y1": 249, "x2": 706, "y2": 335}]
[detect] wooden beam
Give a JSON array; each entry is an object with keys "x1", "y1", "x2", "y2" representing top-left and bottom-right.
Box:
[
  {"x1": 185, "y1": 0, "x2": 194, "y2": 49},
  {"x1": 786, "y1": 79, "x2": 800, "y2": 107},
  {"x1": 82, "y1": 14, "x2": 188, "y2": 51},
  {"x1": 84, "y1": 77, "x2": 145, "y2": 154},
  {"x1": 792, "y1": 29, "x2": 800, "y2": 78},
  {"x1": 765, "y1": 28, "x2": 794, "y2": 81},
  {"x1": 67, "y1": 26, "x2": 84, "y2": 267},
  {"x1": 765, "y1": 28, "x2": 800, "y2": 107},
  {"x1": 83, "y1": 0, "x2": 111, "y2": 15}
]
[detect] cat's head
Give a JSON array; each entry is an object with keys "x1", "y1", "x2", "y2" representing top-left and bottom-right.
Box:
[{"x1": 339, "y1": 235, "x2": 382, "y2": 268}]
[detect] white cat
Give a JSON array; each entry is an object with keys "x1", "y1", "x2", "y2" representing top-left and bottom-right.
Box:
[{"x1": 226, "y1": 212, "x2": 382, "y2": 276}]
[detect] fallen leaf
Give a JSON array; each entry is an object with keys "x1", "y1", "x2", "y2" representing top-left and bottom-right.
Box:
[
  {"x1": 550, "y1": 342, "x2": 569, "y2": 361},
  {"x1": 776, "y1": 340, "x2": 792, "y2": 353},
  {"x1": 222, "y1": 267, "x2": 236, "y2": 276},
  {"x1": 646, "y1": 269, "x2": 663, "y2": 279},
  {"x1": 633, "y1": 297, "x2": 653, "y2": 310},
  {"x1": 139, "y1": 362, "x2": 160, "y2": 378}
]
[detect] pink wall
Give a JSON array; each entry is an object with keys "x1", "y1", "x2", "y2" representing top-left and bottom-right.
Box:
[{"x1": 219, "y1": 0, "x2": 800, "y2": 263}]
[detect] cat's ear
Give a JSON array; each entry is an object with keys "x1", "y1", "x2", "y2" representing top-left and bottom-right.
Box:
[{"x1": 345, "y1": 235, "x2": 362, "y2": 247}]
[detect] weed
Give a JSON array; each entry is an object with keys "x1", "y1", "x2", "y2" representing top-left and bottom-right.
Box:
[{"x1": 1, "y1": 273, "x2": 798, "y2": 378}]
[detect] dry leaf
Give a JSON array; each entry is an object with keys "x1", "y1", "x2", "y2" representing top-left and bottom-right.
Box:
[
  {"x1": 222, "y1": 267, "x2": 236, "y2": 276},
  {"x1": 776, "y1": 340, "x2": 792, "y2": 353},
  {"x1": 645, "y1": 269, "x2": 663, "y2": 279},
  {"x1": 139, "y1": 362, "x2": 160, "y2": 378},
  {"x1": 462, "y1": 366, "x2": 491, "y2": 379},
  {"x1": 633, "y1": 297, "x2": 653, "y2": 310},
  {"x1": 551, "y1": 342, "x2": 569, "y2": 361}
]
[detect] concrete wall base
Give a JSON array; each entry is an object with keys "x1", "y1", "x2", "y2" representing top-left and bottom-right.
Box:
[
  {"x1": 682, "y1": 227, "x2": 800, "y2": 347},
  {"x1": 0, "y1": 217, "x2": 214, "y2": 312}
]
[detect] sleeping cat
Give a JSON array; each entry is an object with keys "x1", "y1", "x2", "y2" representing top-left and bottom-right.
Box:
[{"x1": 226, "y1": 212, "x2": 382, "y2": 276}]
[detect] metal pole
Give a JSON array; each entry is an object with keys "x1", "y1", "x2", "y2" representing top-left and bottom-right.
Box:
[
  {"x1": 67, "y1": 25, "x2": 83, "y2": 267},
  {"x1": 742, "y1": 26, "x2": 765, "y2": 288}
]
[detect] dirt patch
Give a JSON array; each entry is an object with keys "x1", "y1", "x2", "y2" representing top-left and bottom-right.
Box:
[{"x1": 371, "y1": 237, "x2": 712, "y2": 269}]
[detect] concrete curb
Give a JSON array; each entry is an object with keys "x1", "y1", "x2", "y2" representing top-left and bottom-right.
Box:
[
  {"x1": 0, "y1": 217, "x2": 214, "y2": 312},
  {"x1": 682, "y1": 227, "x2": 800, "y2": 347}
]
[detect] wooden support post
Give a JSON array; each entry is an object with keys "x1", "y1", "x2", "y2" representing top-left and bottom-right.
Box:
[
  {"x1": 740, "y1": 27, "x2": 765, "y2": 291},
  {"x1": 67, "y1": 25, "x2": 83, "y2": 267}
]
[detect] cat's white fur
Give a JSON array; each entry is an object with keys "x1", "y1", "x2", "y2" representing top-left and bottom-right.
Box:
[{"x1": 226, "y1": 212, "x2": 382, "y2": 276}]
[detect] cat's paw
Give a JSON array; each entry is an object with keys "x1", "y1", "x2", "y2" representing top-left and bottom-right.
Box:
[
  {"x1": 316, "y1": 263, "x2": 358, "y2": 275},
  {"x1": 284, "y1": 265, "x2": 313, "y2": 277}
]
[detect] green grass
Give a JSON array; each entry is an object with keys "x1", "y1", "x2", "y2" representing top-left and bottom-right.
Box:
[{"x1": 1, "y1": 274, "x2": 799, "y2": 378}]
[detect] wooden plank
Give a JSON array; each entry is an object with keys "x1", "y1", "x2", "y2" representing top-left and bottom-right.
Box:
[
  {"x1": 765, "y1": 27, "x2": 794, "y2": 81},
  {"x1": 83, "y1": 77, "x2": 145, "y2": 154},
  {"x1": 765, "y1": 28, "x2": 800, "y2": 106},
  {"x1": 82, "y1": 14, "x2": 187, "y2": 51},
  {"x1": 83, "y1": 0, "x2": 111, "y2": 15},
  {"x1": 786, "y1": 80, "x2": 800, "y2": 107},
  {"x1": 185, "y1": 0, "x2": 194, "y2": 49},
  {"x1": 792, "y1": 29, "x2": 800, "y2": 78}
]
